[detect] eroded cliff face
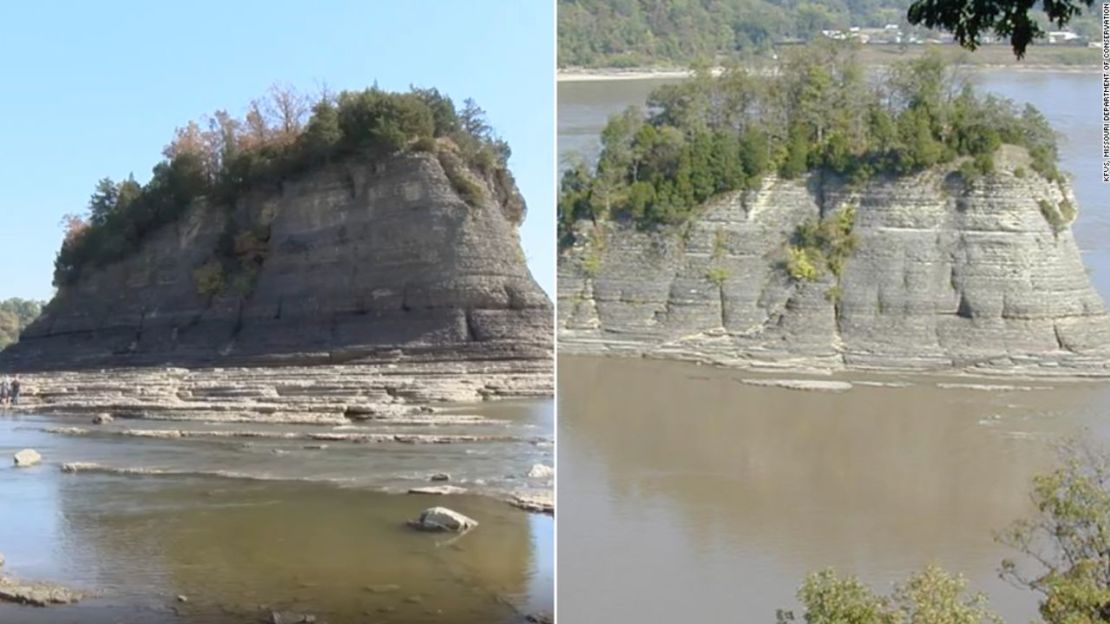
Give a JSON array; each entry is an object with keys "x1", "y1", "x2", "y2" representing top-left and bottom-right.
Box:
[
  {"x1": 5, "y1": 151, "x2": 552, "y2": 372},
  {"x1": 558, "y1": 146, "x2": 1110, "y2": 375}
]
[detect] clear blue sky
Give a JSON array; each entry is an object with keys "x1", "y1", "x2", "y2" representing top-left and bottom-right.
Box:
[{"x1": 0, "y1": 0, "x2": 554, "y2": 301}]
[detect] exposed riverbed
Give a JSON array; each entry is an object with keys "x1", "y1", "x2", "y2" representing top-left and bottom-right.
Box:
[{"x1": 0, "y1": 399, "x2": 553, "y2": 623}]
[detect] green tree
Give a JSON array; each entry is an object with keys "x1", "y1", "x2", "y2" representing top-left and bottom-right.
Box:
[
  {"x1": 907, "y1": 0, "x2": 1097, "y2": 58},
  {"x1": 776, "y1": 566, "x2": 1001, "y2": 624},
  {"x1": 0, "y1": 298, "x2": 44, "y2": 349},
  {"x1": 997, "y1": 439, "x2": 1110, "y2": 624}
]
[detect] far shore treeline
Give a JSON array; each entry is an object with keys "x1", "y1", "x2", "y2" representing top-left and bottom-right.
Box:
[
  {"x1": 56, "y1": 85, "x2": 514, "y2": 289},
  {"x1": 557, "y1": 0, "x2": 1104, "y2": 67},
  {"x1": 0, "y1": 299, "x2": 43, "y2": 349},
  {"x1": 558, "y1": 41, "x2": 1062, "y2": 243}
]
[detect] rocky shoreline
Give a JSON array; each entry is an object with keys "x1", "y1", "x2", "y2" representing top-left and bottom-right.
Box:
[
  {"x1": 9, "y1": 359, "x2": 552, "y2": 421},
  {"x1": 4, "y1": 359, "x2": 553, "y2": 514}
]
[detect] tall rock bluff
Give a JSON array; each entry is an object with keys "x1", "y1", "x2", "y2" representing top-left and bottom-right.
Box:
[
  {"x1": 559, "y1": 147, "x2": 1110, "y2": 376},
  {"x1": 2, "y1": 151, "x2": 552, "y2": 409}
]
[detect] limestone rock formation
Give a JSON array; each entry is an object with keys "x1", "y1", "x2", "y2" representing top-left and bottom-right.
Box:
[
  {"x1": 558, "y1": 148, "x2": 1110, "y2": 375},
  {"x1": 2, "y1": 151, "x2": 551, "y2": 375}
]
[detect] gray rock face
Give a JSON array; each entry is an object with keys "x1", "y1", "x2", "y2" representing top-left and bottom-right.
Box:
[
  {"x1": 2, "y1": 152, "x2": 551, "y2": 374},
  {"x1": 558, "y1": 149, "x2": 1110, "y2": 375}
]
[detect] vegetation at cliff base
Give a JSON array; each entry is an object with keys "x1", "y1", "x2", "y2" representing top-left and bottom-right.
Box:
[
  {"x1": 55, "y1": 85, "x2": 513, "y2": 288},
  {"x1": 0, "y1": 299, "x2": 44, "y2": 349},
  {"x1": 558, "y1": 42, "x2": 1061, "y2": 243}
]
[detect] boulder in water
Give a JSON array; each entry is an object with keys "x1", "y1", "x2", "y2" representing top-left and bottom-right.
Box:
[
  {"x1": 92, "y1": 413, "x2": 113, "y2": 424},
  {"x1": 407, "y1": 507, "x2": 478, "y2": 532},
  {"x1": 13, "y1": 449, "x2": 41, "y2": 467}
]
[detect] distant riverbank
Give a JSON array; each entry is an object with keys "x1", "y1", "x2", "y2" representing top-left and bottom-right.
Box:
[{"x1": 559, "y1": 44, "x2": 1101, "y2": 81}]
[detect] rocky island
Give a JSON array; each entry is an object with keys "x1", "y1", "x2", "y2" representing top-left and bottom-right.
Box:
[
  {"x1": 2, "y1": 86, "x2": 553, "y2": 419},
  {"x1": 557, "y1": 45, "x2": 1110, "y2": 375}
]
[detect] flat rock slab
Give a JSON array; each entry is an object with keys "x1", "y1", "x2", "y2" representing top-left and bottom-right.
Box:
[
  {"x1": 509, "y1": 492, "x2": 554, "y2": 515},
  {"x1": 738, "y1": 379, "x2": 853, "y2": 392},
  {"x1": 0, "y1": 576, "x2": 82, "y2": 606},
  {"x1": 407, "y1": 485, "x2": 468, "y2": 495},
  {"x1": 936, "y1": 382, "x2": 1053, "y2": 392}
]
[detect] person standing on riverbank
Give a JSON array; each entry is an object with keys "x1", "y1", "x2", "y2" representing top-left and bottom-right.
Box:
[{"x1": 11, "y1": 375, "x2": 22, "y2": 406}]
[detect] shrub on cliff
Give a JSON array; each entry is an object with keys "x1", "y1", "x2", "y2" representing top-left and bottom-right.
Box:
[
  {"x1": 558, "y1": 42, "x2": 1062, "y2": 242},
  {"x1": 54, "y1": 85, "x2": 512, "y2": 287}
]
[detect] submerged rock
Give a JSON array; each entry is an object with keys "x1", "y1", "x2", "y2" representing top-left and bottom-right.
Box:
[
  {"x1": 407, "y1": 507, "x2": 478, "y2": 532},
  {"x1": 12, "y1": 449, "x2": 41, "y2": 467},
  {"x1": 364, "y1": 584, "x2": 400, "y2": 594},
  {"x1": 0, "y1": 576, "x2": 82, "y2": 606},
  {"x1": 408, "y1": 485, "x2": 467, "y2": 495},
  {"x1": 738, "y1": 379, "x2": 853, "y2": 392},
  {"x1": 527, "y1": 464, "x2": 554, "y2": 479},
  {"x1": 429, "y1": 472, "x2": 451, "y2": 482},
  {"x1": 270, "y1": 611, "x2": 317, "y2": 624}
]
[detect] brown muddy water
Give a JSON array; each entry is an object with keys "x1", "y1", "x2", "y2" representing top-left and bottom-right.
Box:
[
  {"x1": 558, "y1": 356, "x2": 1110, "y2": 623},
  {"x1": 0, "y1": 401, "x2": 552, "y2": 624},
  {"x1": 558, "y1": 71, "x2": 1110, "y2": 623}
]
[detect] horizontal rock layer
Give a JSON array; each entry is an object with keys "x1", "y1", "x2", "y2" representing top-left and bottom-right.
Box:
[
  {"x1": 11, "y1": 360, "x2": 553, "y2": 422},
  {"x1": 558, "y1": 148, "x2": 1110, "y2": 375},
  {"x1": 2, "y1": 151, "x2": 552, "y2": 379}
]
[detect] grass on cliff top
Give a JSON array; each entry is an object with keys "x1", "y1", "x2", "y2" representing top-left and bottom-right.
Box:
[
  {"x1": 56, "y1": 85, "x2": 516, "y2": 289},
  {"x1": 557, "y1": 41, "x2": 1062, "y2": 246}
]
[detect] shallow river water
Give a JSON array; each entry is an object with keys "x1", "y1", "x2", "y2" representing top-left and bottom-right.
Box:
[
  {"x1": 0, "y1": 401, "x2": 553, "y2": 624},
  {"x1": 558, "y1": 70, "x2": 1110, "y2": 623}
]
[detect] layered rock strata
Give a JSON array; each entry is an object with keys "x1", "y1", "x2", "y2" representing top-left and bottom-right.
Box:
[
  {"x1": 558, "y1": 147, "x2": 1110, "y2": 375},
  {"x1": 1, "y1": 150, "x2": 552, "y2": 403}
]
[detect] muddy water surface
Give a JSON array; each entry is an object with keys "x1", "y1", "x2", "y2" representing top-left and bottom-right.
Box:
[
  {"x1": 0, "y1": 400, "x2": 552, "y2": 624},
  {"x1": 557, "y1": 70, "x2": 1110, "y2": 623}
]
